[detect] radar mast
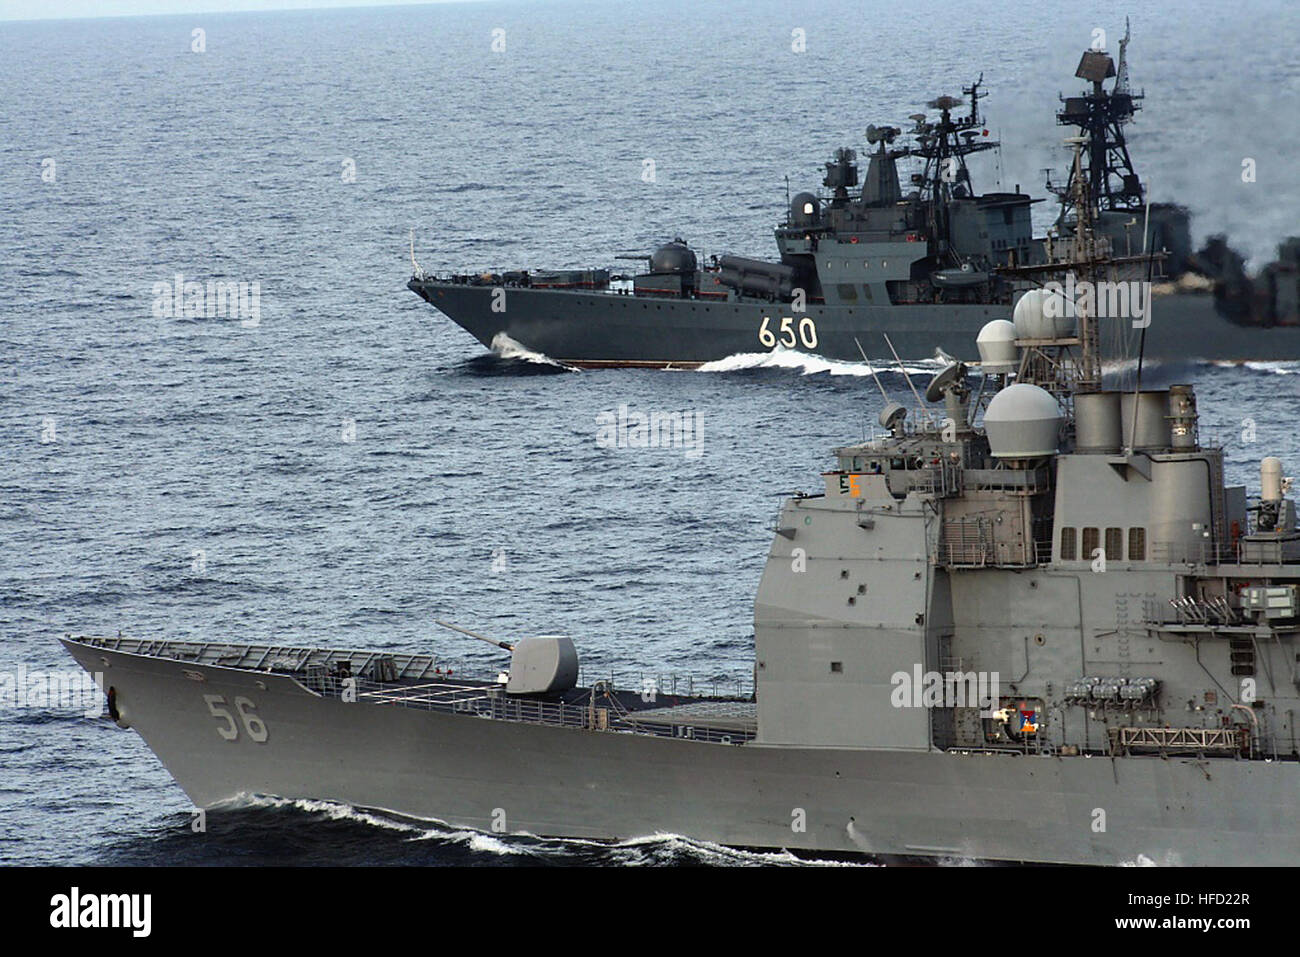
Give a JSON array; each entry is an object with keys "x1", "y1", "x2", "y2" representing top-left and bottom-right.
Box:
[
  {"x1": 1049, "y1": 18, "x2": 1145, "y2": 226},
  {"x1": 903, "y1": 75, "x2": 998, "y2": 265}
]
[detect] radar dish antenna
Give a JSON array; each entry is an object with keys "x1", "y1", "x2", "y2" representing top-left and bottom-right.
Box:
[
  {"x1": 878, "y1": 401, "x2": 908, "y2": 433},
  {"x1": 925, "y1": 361, "x2": 967, "y2": 403},
  {"x1": 866, "y1": 124, "x2": 900, "y2": 145}
]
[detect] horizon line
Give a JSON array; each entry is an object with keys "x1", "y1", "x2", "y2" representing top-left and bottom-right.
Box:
[{"x1": 0, "y1": 0, "x2": 499, "y2": 25}]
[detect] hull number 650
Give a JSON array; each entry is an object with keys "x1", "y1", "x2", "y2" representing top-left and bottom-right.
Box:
[{"x1": 759, "y1": 316, "x2": 817, "y2": 349}]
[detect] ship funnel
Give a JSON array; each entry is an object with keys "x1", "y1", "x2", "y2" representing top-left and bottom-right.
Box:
[
  {"x1": 984, "y1": 383, "x2": 1061, "y2": 458},
  {"x1": 975, "y1": 319, "x2": 1018, "y2": 372},
  {"x1": 1074, "y1": 392, "x2": 1122, "y2": 453},
  {"x1": 1120, "y1": 390, "x2": 1171, "y2": 451}
]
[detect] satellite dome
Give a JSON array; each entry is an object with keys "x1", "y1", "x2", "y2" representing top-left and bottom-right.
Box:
[
  {"x1": 975, "y1": 319, "x2": 1018, "y2": 373},
  {"x1": 650, "y1": 240, "x2": 697, "y2": 275},
  {"x1": 984, "y1": 383, "x2": 1061, "y2": 457},
  {"x1": 1013, "y1": 288, "x2": 1074, "y2": 340},
  {"x1": 789, "y1": 192, "x2": 820, "y2": 227}
]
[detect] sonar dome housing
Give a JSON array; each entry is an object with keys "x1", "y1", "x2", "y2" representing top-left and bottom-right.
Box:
[{"x1": 984, "y1": 383, "x2": 1061, "y2": 458}]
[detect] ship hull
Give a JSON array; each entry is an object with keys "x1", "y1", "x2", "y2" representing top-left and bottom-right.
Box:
[
  {"x1": 409, "y1": 280, "x2": 1300, "y2": 366},
  {"x1": 65, "y1": 638, "x2": 1297, "y2": 865}
]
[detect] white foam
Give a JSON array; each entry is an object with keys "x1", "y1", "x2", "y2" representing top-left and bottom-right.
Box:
[
  {"x1": 220, "y1": 795, "x2": 864, "y2": 864},
  {"x1": 609, "y1": 831, "x2": 865, "y2": 867},
  {"x1": 1221, "y1": 360, "x2": 1300, "y2": 375},
  {"x1": 227, "y1": 795, "x2": 422, "y2": 833},
  {"x1": 411, "y1": 826, "x2": 534, "y2": 857},
  {"x1": 488, "y1": 332, "x2": 574, "y2": 369},
  {"x1": 697, "y1": 347, "x2": 943, "y2": 378},
  {"x1": 1119, "y1": 851, "x2": 1183, "y2": 866}
]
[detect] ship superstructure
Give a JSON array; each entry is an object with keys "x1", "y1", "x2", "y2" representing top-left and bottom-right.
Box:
[{"x1": 407, "y1": 26, "x2": 1299, "y2": 365}]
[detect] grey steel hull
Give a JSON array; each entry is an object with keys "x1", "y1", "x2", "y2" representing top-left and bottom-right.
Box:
[
  {"x1": 409, "y1": 280, "x2": 1300, "y2": 366},
  {"x1": 64, "y1": 638, "x2": 1298, "y2": 865}
]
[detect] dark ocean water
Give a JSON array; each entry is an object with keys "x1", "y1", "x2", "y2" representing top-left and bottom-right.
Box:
[{"x1": 1, "y1": 0, "x2": 1298, "y2": 866}]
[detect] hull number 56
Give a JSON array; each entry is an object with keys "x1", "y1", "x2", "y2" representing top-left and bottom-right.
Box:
[
  {"x1": 759, "y1": 316, "x2": 817, "y2": 350},
  {"x1": 204, "y1": 693, "x2": 269, "y2": 743}
]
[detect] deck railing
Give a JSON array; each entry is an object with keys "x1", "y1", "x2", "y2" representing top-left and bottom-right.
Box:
[
  {"x1": 334, "y1": 676, "x2": 755, "y2": 745},
  {"x1": 73, "y1": 635, "x2": 755, "y2": 745}
]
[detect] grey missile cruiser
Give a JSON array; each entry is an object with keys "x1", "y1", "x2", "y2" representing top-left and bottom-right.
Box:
[
  {"x1": 408, "y1": 26, "x2": 1300, "y2": 367},
  {"x1": 62, "y1": 135, "x2": 1300, "y2": 864}
]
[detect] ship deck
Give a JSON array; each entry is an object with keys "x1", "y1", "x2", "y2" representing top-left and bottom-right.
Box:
[{"x1": 71, "y1": 635, "x2": 758, "y2": 745}]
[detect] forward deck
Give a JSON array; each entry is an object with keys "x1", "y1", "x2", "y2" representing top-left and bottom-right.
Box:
[{"x1": 72, "y1": 635, "x2": 757, "y2": 745}]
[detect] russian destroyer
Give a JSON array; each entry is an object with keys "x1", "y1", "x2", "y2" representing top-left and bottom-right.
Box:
[
  {"x1": 408, "y1": 26, "x2": 1299, "y2": 367},
  {"x1": 64, "y1": 133, "x2": 1300, "y2": 864}
]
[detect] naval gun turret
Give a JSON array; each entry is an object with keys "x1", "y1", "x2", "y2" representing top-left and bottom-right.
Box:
[
  {"x1": 435, "y1": 620, "x2": 579, "y2": 695},
  {"x1": 631, "y1": 238, "x2": 700, "y2": 298}
]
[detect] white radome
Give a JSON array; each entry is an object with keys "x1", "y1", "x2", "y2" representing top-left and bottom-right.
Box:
[
  {"x1": 975, "y1": 319, "x2": 1018, "y2": 372},
  {"x1": 984, "y1": 382, "x2": 1061, "y2": 457},
  {"x1": 1013, "y1": 288, "x2": 1075, "y2": 341}
]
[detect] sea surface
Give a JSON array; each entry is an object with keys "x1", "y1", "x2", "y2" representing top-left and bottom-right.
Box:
[{"x1": 2, "y1": 0, "x2": 1299, "y2": 866}]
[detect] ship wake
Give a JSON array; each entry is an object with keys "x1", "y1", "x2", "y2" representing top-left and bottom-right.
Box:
[
  {"x1": 697, "y1": 348, "x2": 944, "y2": 378},
  {"x1": 205, "y1": 796, "x2": 866, "y2": 866},
  {"x1": 1209, "y1": 359, "x2": 1300, "y2": 375}
]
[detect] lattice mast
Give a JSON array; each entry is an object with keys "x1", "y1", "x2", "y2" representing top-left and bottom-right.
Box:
[{"x1": 1049, "y1": 18, "x2": 1145, "y2": 225}]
